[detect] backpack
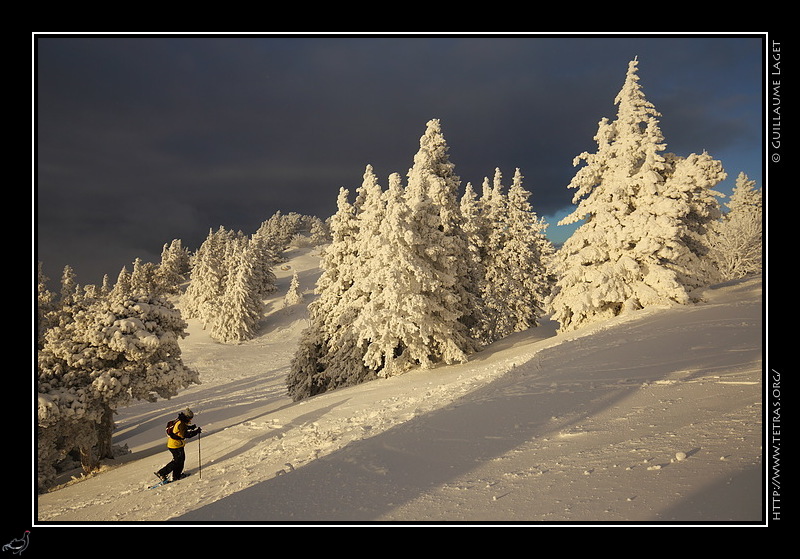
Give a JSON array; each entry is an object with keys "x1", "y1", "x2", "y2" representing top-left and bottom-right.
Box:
[{"x1": 166, "y1": 419, "x2": 182, "y2": 441}]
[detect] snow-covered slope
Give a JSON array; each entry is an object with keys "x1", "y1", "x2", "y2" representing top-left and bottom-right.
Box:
[{"x1": 36, "y1": 248, "x2": 763, "y2": 524}]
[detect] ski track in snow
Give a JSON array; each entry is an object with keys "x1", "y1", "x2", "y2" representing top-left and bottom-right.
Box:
[{"x1": 36, "y1": 250, "x2": 763, "y2": 524}]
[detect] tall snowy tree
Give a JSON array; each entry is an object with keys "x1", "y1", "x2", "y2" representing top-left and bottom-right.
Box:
[
  {"x1": 182, "y1": 227, "x2": 233, "y2": 327},
  {"x1": 709, "y1": 172, "x2": 763, "y2": 280},
  {"x1": 157, "y1": 239, "x2": 191, "y2": 295},
  {"x1": 659, "y1": 150, "x2": 726, "y2": 288},
  {"x1": 550, "y1": 57, "x2": 725, "y2": 332},
  {"x1": 248, "y1": 227, "x2": 280, "y2": 297},
  {"x1": 351, "y1": 173, "x2": 434, "y2": 374},
  {"x1": 309, "y1": 216, "x2": 331, "y2": 245},
  {"x1": 289, "y1": 120, "x2": 554, "y2": 397},
  {"x1": 284, "y1": 270, "x2": 303, "y2": 307},
  {"x1": 59, "y1": 265, "x2": 78, "y2": 306},
  {"x1": 327, "y1": 166, "x2": 385, "y2": 356},
  {"x1": 37, "y1": 263, "x2": 58, "y2": 349},
  {"x1": 210, "y1": 237, "x2": 265, "y2": 343},
  {"x1": 287, "y1": 187, "x2": 374, "y2": 400},
  {"x1": 459, "y1": 181, "x2": 492, "y2": 343},
  {"x1": 37, "y1": 286, "x2": 199, "y2": 489},
  {"x1": 481, "y1": 168, "x2": 554, "y2": 341},
  {"x1": 398, "y1": 119, "x2": 479, "y2": 363},
  {"x1": 130, "y1": 258, "x2": 160, "y2": 296},
  {"x1": 256, "y1": 210, "x2": 306, "y2": 260}
]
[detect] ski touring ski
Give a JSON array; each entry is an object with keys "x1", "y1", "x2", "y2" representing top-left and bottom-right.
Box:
[{"x1": 148, "y1": 472, "x2": 192, "y2": 489}]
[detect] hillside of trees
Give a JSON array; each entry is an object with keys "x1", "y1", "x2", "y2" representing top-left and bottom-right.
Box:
[{"x1": 36, "y1": 58, "x2": 762, "y2": 492}]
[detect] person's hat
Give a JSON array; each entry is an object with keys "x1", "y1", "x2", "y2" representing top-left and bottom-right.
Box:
[{"x1": 179, "y1": 408, "x2": 194, "y2": 420}]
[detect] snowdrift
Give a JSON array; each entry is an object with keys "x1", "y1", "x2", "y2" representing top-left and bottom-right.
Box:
[{"x1": 36, "y1": 248, "x2": 763, "y2": 524}]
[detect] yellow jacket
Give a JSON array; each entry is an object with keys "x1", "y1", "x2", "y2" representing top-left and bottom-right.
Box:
[{"x1": 167, "y1": 419, "x2": 194, "y2": 449}]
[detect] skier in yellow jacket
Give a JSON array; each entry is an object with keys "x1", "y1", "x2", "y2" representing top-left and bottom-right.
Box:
[{"x1": 155, "y1": 408, "x2": 201, "y2": 482}]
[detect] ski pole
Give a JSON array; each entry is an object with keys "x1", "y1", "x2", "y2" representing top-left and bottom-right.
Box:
[{"x1": 198, "y1": 430, "x2": 202, "y2": 479}]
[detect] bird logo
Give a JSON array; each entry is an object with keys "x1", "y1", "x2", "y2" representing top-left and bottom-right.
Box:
[{"x1": 2, "y1": 531, "x2": 29, "y2": 555}]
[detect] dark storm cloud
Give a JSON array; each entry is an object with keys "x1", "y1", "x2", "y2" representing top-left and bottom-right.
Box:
[{"x1": 35, "y1": 34, "x2": 763, "y2": 287}]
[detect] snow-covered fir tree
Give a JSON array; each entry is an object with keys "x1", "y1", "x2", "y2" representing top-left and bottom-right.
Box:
[
  {"x1": 130, "y1": 258, "x2": 160, "y2": 296},
  {"x1": 550, "y1": 57, "x2": 725, "y2": 332},
  {"x1": 210, "y1": 237, "x2": 265, "y2": 343},
  {"x1": 287, "y1": 186, "x2": 375, "y2": 400},
  {"x1": 398, "y1": 119, "x2": 480, "y2": 362},
  {"x1": 481, "y1": 168, "x2": 554, "y2": 340},
  {"x1": 314, "y1": 172, "x2": 387, "y2": 388},
  {"x1": 329, "y1": 165, "x2": 385, "y2": 354},
  {"x1": 37, "y1": 277, "x2": 199, "y2": 490},
  {"x1": 284, "y1": 270, "x2": 303, "y2": 307},
  {"x1": 459, "y1": 181, "x2": 487, "y2": 268},
  {"x1": 659, "y1": 150, "x2": 727, "y2": 288},
  {"x1": 37, "y1": 263, "x2": 58, "y2": 349},
  {"x1": 255, "y1": 211, "x2": 306, "y2": 260},
  {"x1": 459, "y1": 181, "x2": 492, "y2": 343},
  {"x1": 309, "y1": 216, "x2": 331, "y2": 245},
  {"x1": 248, "y1": 227, "x2": 280, "y2": 297},
  {"x1": 59, "y1": 265, "x2": 78, "y2": 306},
  {"x1": 156, "y1": 239, "x2": 192, "y2": 295},
  {"x1": 351, "y1": 172, "x2": 432, "y2": 375},
  {"x1": 182, "y1": 227, "x2": 231, "y2": 326},
  {"x1": 709, "y1": 172, "x2": 763, "y2": 280}
]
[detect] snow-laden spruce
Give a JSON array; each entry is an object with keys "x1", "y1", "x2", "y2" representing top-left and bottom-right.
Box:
[
  {"x1": 284, "y1": 270, "x2": 303, "y2": 307},
  {"x1": 287, "y1": 120, "x2": 553, "y2": 400},
  {"x1": 708, "y1": 172, "x2": 763, "y2": 281},
  {"x1": 37, "y1": 267, "x2": 200, "y2": 491},
  {"x1": 211, "y1": 237, "x2": 265, "y2": 343},
  {"x1": 478, "y1": 168, "x2": 555, "y2": 342},
  {"x1": 287, "y1": 183, "x2": 376, "y2": 401},
  {"x1": 550, "y1": 57, "x2": 727, "y2": 332}
]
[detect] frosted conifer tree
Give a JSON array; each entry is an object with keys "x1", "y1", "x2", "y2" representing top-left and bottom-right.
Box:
[
  {"x1": 256, "y1": 211, "x2": 306, "y2": 259},
  {"x1": 38, "y1": 285, "x2": 198, "y2": 489},
  {"x1": 309, "y1": 216, "x2": 331, "y2": 245},
  {"x1": 329, "y1": 166, "x2": 385, "y2": 351},
  {"x1": 460, "y1": 182, "x2": 486, "y2": 265},
  {"x1": 479, "y1": 169, "x2": 510, "y2": 340},
  {"x1": 284, "y1": 270, "x2": 303, "y2": 307},
  {"x1": 182, "y1": 227, "x2": 232, "y2": 327},
  {"x1": 551, "y1": 57, "x2": 725, "y2": 332},
  {"x1": 287, "y1": 187, "x2": 373, "y2": 400},
  {"x1": 709, "y1": 172, "x2": 763, "y2": 280},
  {"x1": 37, "y1": 263, "x2": 58, "y2": 348},
  {"x1": 113, "y1": 266, "x2": 132, "y2": 298},
  {"x1": 248, "y1": 227, "x2": 279, "y2": 297},
  {"x1": 130, "y1": 258, "x2": 160, "y2": 295},
  {"x1": 459, "y1": 182, "x2": 492, "y2": 343},
  {"x1": 60, "y1": 265, "x2": 78, "y2": 306},
  {"x1": 288, "y1": 119, "x2": 504, "y2": 396},
  {"x1": 482, "y1": 168, "x2": 553, "y2": 340},
  {"x1": 659, "y1": 150, "x2": 726, "y2": 288},
  {"x1": 100, "y1": 274, "x2": 112, "y2": 296},
  {"x1": 313, "y1": 172, "x2": 381, "y2": 390},
  {"x1": 157, "y1": 239, "x2": 191, "y2": 295},
  {"x1": 396, "y1": 119, "x2": 477, "y2": 364},
  {"x1": 211, "y1": 238, "x2": 265, "y2": 343},
  {"x1": 312, "y1": 188, "x2": 361, "y2": 353},
  {"x1": 351, "y1": 173, "x2": 425, "y2": 374}
]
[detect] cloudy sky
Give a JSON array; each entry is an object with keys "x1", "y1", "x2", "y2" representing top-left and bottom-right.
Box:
[{"x1": 35, "y1": 33, "x2": 764, "y2": 288}]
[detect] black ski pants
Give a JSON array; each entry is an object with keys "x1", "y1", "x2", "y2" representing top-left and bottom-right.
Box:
[{"x1": 158, "y1": 447, "x2": 186, "y2": 480}]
